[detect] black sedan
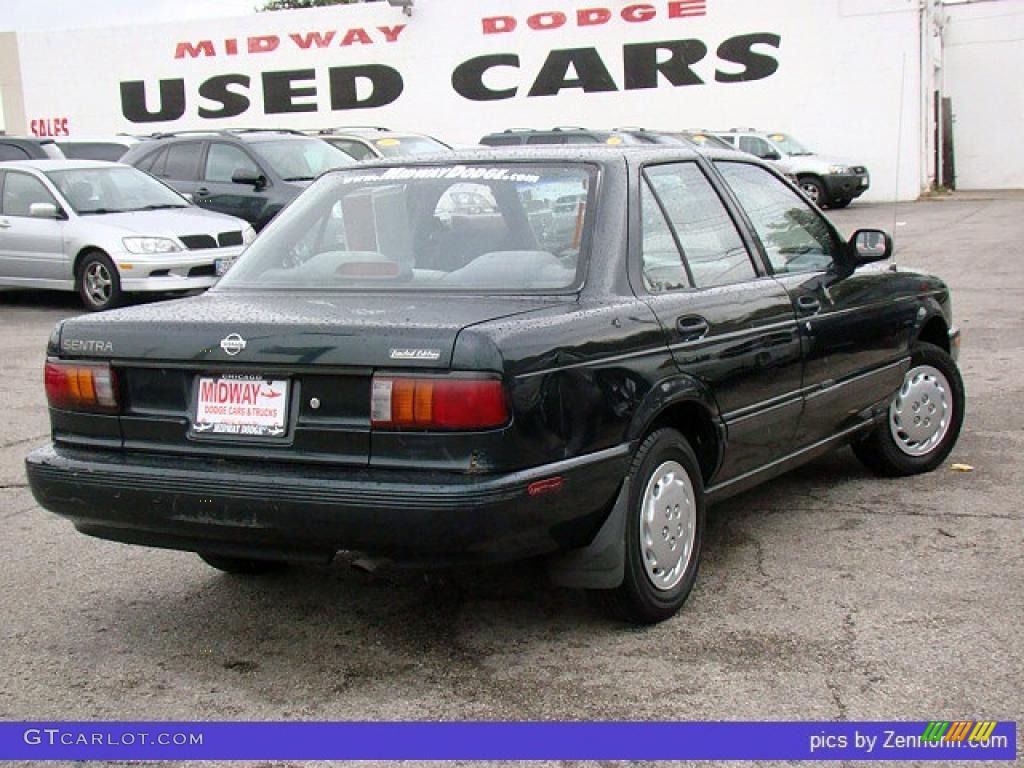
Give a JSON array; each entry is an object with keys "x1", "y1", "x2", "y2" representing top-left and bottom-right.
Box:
[{"x1": 25, "y1": 147, "x2": 964, "y2": 624}]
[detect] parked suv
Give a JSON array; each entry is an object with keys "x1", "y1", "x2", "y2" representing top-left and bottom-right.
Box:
[
  {"x1": 0, "y1": 137, "x2": 65, "y2": 161},
  {"x1": 120, "y1": 130, "x2": 354, "y2": 230},
  {"x1": 309, "y1": 127, "x2": 451, "y2": 160},
  {"x1": 708, "y1": 129, "x2": 870, "y2": 208}
]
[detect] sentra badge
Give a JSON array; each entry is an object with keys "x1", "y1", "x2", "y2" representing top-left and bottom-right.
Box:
[
  {"x1": 61, "y1": 339, "x2": 113, "y2": 354},
  {"x1": 220, "y1": 333, "x2": 247, "y2": 356}
]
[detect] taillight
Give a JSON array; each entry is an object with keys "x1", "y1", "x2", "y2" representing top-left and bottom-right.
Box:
[
  {"x1": 44, "y1": 361, "x2": 118, "y2": 412},
  {"x1": 371, "y1": 375, "x2": 508, "y2": 430}
]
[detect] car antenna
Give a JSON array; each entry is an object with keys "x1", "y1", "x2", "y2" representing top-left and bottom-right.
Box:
[{"x1": 891, "y1": 51, "x2": 908, "y2": 269}]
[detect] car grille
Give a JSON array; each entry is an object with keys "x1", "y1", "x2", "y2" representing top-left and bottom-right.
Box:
[
  {"x1": 178, "y1": 232, "x2": 243, "y2": 250},
  {"x1": 179, "y1": 235, "x2": 217, "y2": 250}
]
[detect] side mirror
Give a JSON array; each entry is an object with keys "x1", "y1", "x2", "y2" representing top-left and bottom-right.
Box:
[
  {"x1": 29, "y1": 202, "x2": 61, "y2": 219},
  {"x1": 847, "y1": 228, "x2": 893, "y2": 267},
  {"x1": 231, "y1": 168, "x2": 266, "y2": 189},
  {"x1": 762, "y1": 150, "x2": 782, "y2": 161}
]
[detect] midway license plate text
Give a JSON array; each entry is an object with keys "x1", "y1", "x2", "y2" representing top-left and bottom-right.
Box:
[{"x1": 194, "y1": 375, "x2": 289, "y2": 437}]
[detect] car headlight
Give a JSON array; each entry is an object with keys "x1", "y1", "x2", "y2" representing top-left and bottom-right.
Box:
[
  {"x1": 241, "y1": 225, "x2": 258, "y2": 245},
  {"x1": 122, "y1": 237, "x2": 182, "y2": 255},
  {"x1": 828, "y1": 165, "x2": 850, "y2": 174}
]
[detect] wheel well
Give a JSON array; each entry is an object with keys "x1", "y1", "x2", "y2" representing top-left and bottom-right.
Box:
[
  {"x1": 73, "y1": 247, "x2": 108, "y2": 280},
  {"x1": 646, "y1": 401, "x2": 719, "y2": 485},
  {"x1": 917, "y1": 316, "x2": 950, "y2": 353}
]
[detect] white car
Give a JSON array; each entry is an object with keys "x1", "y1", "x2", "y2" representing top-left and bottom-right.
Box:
[
  {"x1": 708, "y1": 129, "x2": 870, "y2": 209},
  {"x1": 0, "y1": 160, "x2": 255, "y2": 310}
]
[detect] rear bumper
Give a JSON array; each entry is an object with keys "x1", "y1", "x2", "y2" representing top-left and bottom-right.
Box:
[{"x1": 25, "y1": 443, "x2": 629, "y2": 565}]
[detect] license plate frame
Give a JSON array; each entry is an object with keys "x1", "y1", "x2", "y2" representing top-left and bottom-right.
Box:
[{"x1": 192, "y1": 374, "x2": 291, "y2": 439}]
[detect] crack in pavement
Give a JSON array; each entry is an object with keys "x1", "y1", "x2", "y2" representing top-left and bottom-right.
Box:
[
  {"x1": 792, "y1": 494, "x2": 1018, "y2": 521},
  {"x1": 0, "y1": 434, "x2": 47, "y2": 450}
]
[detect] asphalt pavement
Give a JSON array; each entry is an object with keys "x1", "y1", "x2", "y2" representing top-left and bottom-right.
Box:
[{"x1": 0, "y1": 194, "x2": 1021, "y2": 767}]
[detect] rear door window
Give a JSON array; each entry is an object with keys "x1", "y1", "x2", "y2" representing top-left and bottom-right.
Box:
[
  {"x1": 644, "y1": 163, "x2": 757, "y2": 288},
  {"x1": 161, "y1": 142, "x2": 203, "y2": 181},
  {"x1": 739, "y1": 136, "x2": 773, "y2": 158}
]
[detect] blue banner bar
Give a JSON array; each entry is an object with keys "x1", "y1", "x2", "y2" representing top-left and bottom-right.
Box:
[{"x1": 0, "y1": 721, "x2": 1016, "y2": 761}]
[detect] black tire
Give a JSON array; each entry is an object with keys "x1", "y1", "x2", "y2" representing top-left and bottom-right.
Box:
[
  {"x1": 830, "y1": 198, "x2": 852, "y2": 209},
  {"x1": 198, "y1": 553, "x2": 288, "y2": 575},
  {"x1": 592, "y1": 428, "x2": 705, "y2": 624},
  {"x1": 798, "y1": 176, "x2": 828, "y2": 208},
  {"x1": 853, "y1": 343, "x2": 965, "y2": 477},
  {"x1": 76, "y1": 250, "x2": 122, "y2": 311}
]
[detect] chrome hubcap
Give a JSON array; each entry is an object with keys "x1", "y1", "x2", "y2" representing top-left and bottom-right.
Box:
[
  {"x1": 890, "y1": 364, "x2": 952, "y2": 456},
  {"x1": 800, "y1": 181, "x2": 820, "y2": 202},
  {"x1": 640, "y1": 460, "x2": 696, "y2": 591},
  {"x1": 84, "y1": 262, "x2": 112, "y2": 306}
]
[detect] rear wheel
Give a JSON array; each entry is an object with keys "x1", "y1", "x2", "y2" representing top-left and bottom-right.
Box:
[
  {"x1": 853, "y1": 343, "x2": 964, "y2": 476},
  {"x1": 198, "y1": 553, "x2": 288, "y2": 575},
  {"x1": 592, "y1": 428, "x2": 705, "y2": 624},
  {"x1": 76, "y1": 250, "x2": 122, "y2": 311}
]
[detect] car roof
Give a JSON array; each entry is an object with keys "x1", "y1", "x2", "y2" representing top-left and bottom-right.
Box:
[
  {"x1": 0, "y1": 159, "x2": 126, "y2": 172},
  {"x1": 0, "y1": 136, "x2": 59, "y2": 145},
  {"x1": 323, "y1": 144, "x2": 759, "y2": 170},
  {"x1": 56, "y1": 135, "x2": 143, "y2": 144},
  {"x1": 326, "y1": 129, "x2": 437, "y2": 140},
  {"x1": 140, "y1": 130, "x2": 315, "y2": 144}
]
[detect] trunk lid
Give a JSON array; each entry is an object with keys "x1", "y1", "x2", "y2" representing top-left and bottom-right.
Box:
[{"x1": 55, "y1": 291, "x2": 570, "y2": 466}]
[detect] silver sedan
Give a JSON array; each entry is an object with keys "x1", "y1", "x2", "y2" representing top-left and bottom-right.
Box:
[{"x1": 0, "y1": 160, "x2": 255, "y2": 310}]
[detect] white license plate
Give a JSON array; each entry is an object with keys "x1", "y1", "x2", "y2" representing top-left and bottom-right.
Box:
[{"x1": 194, "y1": 375, "x2": 289, "y2": 437}]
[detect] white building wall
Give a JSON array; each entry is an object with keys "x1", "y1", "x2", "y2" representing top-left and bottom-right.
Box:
[
  {"x1": 10, "y1": 0, "x2": 927, "y2": 200},
  {"x1": 944, "y1": 0, "x2": 1024, "y2": 189}
]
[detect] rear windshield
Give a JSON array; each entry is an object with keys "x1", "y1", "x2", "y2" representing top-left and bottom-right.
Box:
[{"x1": 216, "y1": 163, "x2": 596, "y2": 294}]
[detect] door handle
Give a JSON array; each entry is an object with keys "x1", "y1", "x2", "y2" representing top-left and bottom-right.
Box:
[
  {"x1": 797, "y1": 295, "x2": 821, "y2": 314},
  {"x1": 195, "y1": 187, "x2": 210, "y2": 197},
  {"x1": 676, "y1": 315, "x2": 710, "y2": 341}
]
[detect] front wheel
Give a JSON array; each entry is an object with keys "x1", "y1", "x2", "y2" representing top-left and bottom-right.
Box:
[
  {"x1": 591, "y1": 428, "x2": 705, "y2": 624},
  {"x1": 853, "y1": 343, "x2": 965, "y2": 476},
  {"x1": 76, "y1": 251, "x2": 122, "y2": 311},
  {"x1": 798, "y1": 176, "x2": 828, "y2": 208}
]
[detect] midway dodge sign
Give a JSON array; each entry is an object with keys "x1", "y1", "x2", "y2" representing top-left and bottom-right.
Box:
[{"x1": 4, "y1": 0, "x2": 927, "y2": 200}]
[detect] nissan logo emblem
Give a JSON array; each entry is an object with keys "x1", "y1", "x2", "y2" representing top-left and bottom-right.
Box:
[{"x1": 220, "y1": 333, "x2": 247, "y2": 356}]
